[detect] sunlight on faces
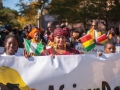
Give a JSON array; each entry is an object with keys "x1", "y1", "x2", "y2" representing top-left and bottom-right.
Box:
[
  {"x1": 33, "y1": 32, "x2": 40, "y2": 42},
  {"x1": 72, "y1": 32, "x2": 80, "y2": 39},
  {"x1": 92, "y1": 25, "x2": 97, "y2": 29},
  {"x1": 54, "y1": 35, "x2": 66, "y2": 46},
  {"x1": 91, "y1": 22, "x2": 98, "y2": 29},
  {"x1": 104, "y1": 44, "x2": 116, "y2": 54},
  {"x1": 5, "y1": 37, "x2": 18, "y2": 55}
]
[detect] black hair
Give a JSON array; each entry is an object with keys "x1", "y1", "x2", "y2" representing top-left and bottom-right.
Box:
[
  {"x1": 3, "y1": 32, "x2": 19, "y2": 54},
  {"x1": 114, "y1": 86, "x2": 120, "y2": 90},
  {"x1": 73, "y1": 30, "x2": 80, "y2": 33},
  {"x1": 104, "y1": 41, "x2": 115, "y2": 49},
  {"x1": 73, "y1": 30, "x2": 81, "y2": 38},
  {"x1": 6, "y1": 83, "x2": 20, "y2": 90}
]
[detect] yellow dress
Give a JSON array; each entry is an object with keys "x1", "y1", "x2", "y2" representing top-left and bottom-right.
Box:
[{"x1": 87, "y1": 29, "x2": 102, "y2": 39}]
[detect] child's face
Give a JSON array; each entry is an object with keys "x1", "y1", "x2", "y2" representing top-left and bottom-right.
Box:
[
  {"x1": 72, "y1": 32, "x2": 79, "y2": 38},
  {"x1": 34, "y1": 32, "x2": 40, "y2": 41},
  {"x1": 104, "y1": 44, "x2": 116, "y2": 54},
  {"x1": 5, "y1": 37, "x2": 18, "y2": 55}
]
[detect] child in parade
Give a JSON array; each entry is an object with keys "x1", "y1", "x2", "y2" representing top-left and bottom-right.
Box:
[
  {"x1": 97, "y1": 41, "x2": 116, "y2": 56},
  {"x1": 0, "y1": 33, "x2": 20, "y2": 56}
]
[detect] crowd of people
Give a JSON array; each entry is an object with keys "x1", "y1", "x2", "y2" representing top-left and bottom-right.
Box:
[
  {"x1": 0, "y1": 21, "x2": 120, "y2": 90},
  {"x1": 0, "y1": 21, "x2": 120, "y2": 57}
]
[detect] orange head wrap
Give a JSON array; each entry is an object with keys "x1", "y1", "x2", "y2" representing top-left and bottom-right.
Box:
[{"x1": 28, "y1": 28, "x2": 40, "y2": 38}]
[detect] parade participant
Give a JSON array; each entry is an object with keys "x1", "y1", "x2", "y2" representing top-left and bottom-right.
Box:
[
  {"x1": 28, "y1": 28, "x2": 41, "y2": 44},
  {"x1": 87, "y1": 21, "x2": 102, "y2": 41},
  {"x1": 97, "y1": 41, "x2": 116, "y2": 56},
  {"x1": 0, "y1": 33, "x2": 20, "y2": 56},
  {"x1": 24, "y1": 24, "x2": 32, "y2": 39},
  {"x1": 47, "y1": 22, "x2": 58, "y2": 44},
  {"x1": 24, "y1": 27, "x2": 45, "y2": 56},
  {"x1": 41, "y1": 28, "x2": 81, "y2": 56},
  {"x1": 107, "y1": 27, "x2": 119, "y2": 44},
  {"x1": 70, "y1": 30, "x2": 81, "y2": 47},
  {"x1": 104, "y1": 41, "x2": 116, "y2": 54}
]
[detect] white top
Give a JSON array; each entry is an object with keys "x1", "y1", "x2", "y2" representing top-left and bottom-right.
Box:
[{"x1": 0, "y1": 52, "x2": 22, "y2": 56}]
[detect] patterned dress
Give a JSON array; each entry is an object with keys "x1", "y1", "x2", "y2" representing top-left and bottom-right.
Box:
[{"x1": 41, "y1": 47, "x2": 80, "y2": 55}]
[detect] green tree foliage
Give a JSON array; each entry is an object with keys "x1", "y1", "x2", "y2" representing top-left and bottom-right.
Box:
[
  {"x1": 108, "y1": 0, "x2": 120, "y2": 22},
  {"x1": 16, "y1": 0, "x2": 120, "y2": 28},
  {"x1": 49, "y1": 0, "x2": 80, "y2": 23},
  {"x1": 0, "y1": 7, "x2": 19, "y2": 27},
  {"x1": 16, "y1": 1, "x2": 38, "y2": 20},
  {"x1": 49, "y1": 0, "x2": 120, "y2": 26},
  {"x1": 16, "y1": 0, "x2": 49, "y2": 27}
]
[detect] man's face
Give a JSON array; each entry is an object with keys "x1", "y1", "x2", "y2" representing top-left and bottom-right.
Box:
[
  {"x1": 48, "y1": 25, "x2": 56, "y2": 33},
  {"x1": 92, "y1": 24, "x2": 97, "y2": 29}
]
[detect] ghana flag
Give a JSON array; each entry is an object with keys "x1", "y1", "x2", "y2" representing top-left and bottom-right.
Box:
[
  {"x1": 96, "y1": 34, "x2": 108, "y2": 44},
  {"x1": 80, "y1": 34, "x2": 95, "y2": 51}
]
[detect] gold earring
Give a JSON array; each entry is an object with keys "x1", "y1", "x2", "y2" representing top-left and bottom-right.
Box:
[
  {"x1": 64, "y1": 43, "x2": 66, "y2": 50},
  {"x1": 53, "y1": 42, "x2": 57, "y2": 50}
]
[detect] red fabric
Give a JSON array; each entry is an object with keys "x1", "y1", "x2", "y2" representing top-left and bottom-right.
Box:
[
  {"x1": 80, "y1": 34, "x2": 92, "y2": 43},
  {"x1": 48, "y1": 33, "x2": 54, "y2": 42},
  {"x1": 41, "y1": 48, "x2": 80, "y2": 55},
  {"x1": 96, "y1": 34, "x2": 107, "y2": 42},
  {"x1": 63, "y1": 27, "x2": 70, "y2": 37},
  {"x1": 53, "y1": 28, "x2": 66, "y2": 37},
  {"x1": 28, "y1": 28, "x2": 40, "y2": 38}
]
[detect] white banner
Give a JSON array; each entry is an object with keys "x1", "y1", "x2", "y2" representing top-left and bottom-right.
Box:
[
  {"x1": 0, "y1": 54, "x2": 120, "y2": 90},
  {"x1": 0, "y1": 47, "x2": 23, "y2": 55},
  {"x1": 0, "y1": 42, "x2": 120, "y2": 55},
  {"x1": 75, "y1": 42, "x2": 120, "y2": 54}
]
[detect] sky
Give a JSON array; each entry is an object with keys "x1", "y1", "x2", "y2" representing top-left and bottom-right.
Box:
[
  {"x1": 3, "y1": 0, "x2": 51, "y2": 11},
  {"x1": 3, "y1": 0, "x2": 30, "y2": 11}
]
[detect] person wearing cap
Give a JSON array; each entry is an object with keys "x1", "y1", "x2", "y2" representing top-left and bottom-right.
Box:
[
  {"x1": 87, "y1": 21, "x2": 102, "y2": 41},
  {"x1": 41, "y1": 28, "x2": 81, "y2": 56}
]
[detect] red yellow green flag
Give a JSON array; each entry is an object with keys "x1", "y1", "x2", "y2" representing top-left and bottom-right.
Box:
[
  {"x1": 80, "y1": 34, "x2": 95, "y2": 51},
  {"x1": 96, "y1": 34, "x2": 108, "y2": 44}
]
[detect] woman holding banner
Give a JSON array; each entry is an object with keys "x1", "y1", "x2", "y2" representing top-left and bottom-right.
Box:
[{"x1": 41, "y1": 28, "x2": 83, "y2": 56}]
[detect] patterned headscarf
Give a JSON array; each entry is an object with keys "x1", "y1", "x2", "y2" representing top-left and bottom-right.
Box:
[
  {"x1": 53, "y1": 28, "x2": 65, "y2": 37},
  {"x1": 28, "y1": 28, "x2": 40, "y2": 38}
]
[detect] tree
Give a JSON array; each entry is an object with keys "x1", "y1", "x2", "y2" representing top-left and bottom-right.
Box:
[
  {"x1": 48, "y1": 0, "x2": 120, "y2": 28},
  {"x1": 16, "y1": 0, "x2": 50, "y2": 27},
  {"x1": 48, "y1": 0, "x2": 80, "y2": 23},
  {"x1": 0, "y1": 7, "x2": 19, "y2": 27},
  {"x1": 108, "y1": 0, "x2": 120, "y2": 22},
  {"x1": 16, "y1": 1, "x2": 38, "y2": 27}
]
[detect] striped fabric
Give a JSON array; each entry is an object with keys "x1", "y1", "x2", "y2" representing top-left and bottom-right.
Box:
[
  {"x1": 96, "y1": 34, "x2": 108, "y2": 44},
  {"x1": 24, "y1": 39, "x2": 44, "y2": 55},
  {"x1": 80, "y1": 34, "x2": 95, "y2": 51}
]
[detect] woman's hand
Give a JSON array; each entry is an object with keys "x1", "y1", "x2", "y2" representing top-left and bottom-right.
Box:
[
  {"x1": 50, "y1": 53, "x2": 55, "y2": 59},
  {"x1": 80, "y1": 52, "x2": 84, "y2": 54},
  {"x1": 97, "y1": 52, "x2": 102, "y2": 57},
  {"x1": 23, "y1": 49, "x2": 33, "y2": 59}
]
